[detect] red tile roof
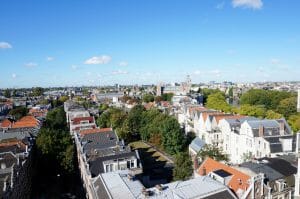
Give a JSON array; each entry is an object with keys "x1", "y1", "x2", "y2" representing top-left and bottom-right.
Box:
[
  {"x1": 72, "y1": 116, "x2": 94, "y2": 125},
  {"x1": 12, "y1": 116, "x2": 39, "y2": 128},
  {"x1": 214, "y1": 115, "x2": 246, "y2": 124},
  {"x1": 79, "y1": 127, "x2": 113, "y2": 136},
  {"x1": 1, "y1": 119, "x2": 13, "y2": 128},
  {"x1": 198, "y1": 158, "x2": 250, "y2": 193}
]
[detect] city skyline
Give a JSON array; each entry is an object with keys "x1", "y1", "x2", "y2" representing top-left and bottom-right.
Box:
[{"x1": 1, "y1": 0, "x2": 300, "y2": 88}]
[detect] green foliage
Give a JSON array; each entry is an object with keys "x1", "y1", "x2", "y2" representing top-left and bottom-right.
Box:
[
  {"x1": 288, "y1": 114, "x2": 300, "y2": 132},
  {"x1": 4, "y1": 89, "x2": 11, "y2": 98},
  {"x1": 206, "y1": 92, "x2": 231, "y2": 112},
  {"x1": 127, "y1": 105, "x2": 145, "y2": 136},
  {"x1": 173, "y1": 152, "x2": 193, "y2": 181},
  {"x1": 197, "y1": 144, "x2": 229, "y2": 162},
  {"x1": 276, "y1": 97, "x2": 297, "y2": 118},
  {"x1": 99, "y1": 104, "x2": 109, "y2": 112},
  {"x1": 45, "y1": 107, "x2": 67, "y2": 129},
  {"x1": 36, "y1": 107, "x2": 74, "y2": 173},
  {"x1": 9, "y1": 106, "x2": 28, "y2": 120},
  {"x1": 240, "y1": 89, "x2": 293, "y2": 110},
  {"x1": 265, "y1": 110, "x2": 283, "y2": 119},
  {"x1": 161, "y1": 93, "x2": 174, "y2": 102},
  {"x1": 33, "y1": 87, "x2": 44, "y2": 96},
  {"x1": 160, "y1": 117, "x2": 185, "y2": 155},
  {"x1": 97, "y1": 107, "x2": 127, "y2": 129},
  {"x1": 154, "y1": 96, "x2": 163, "y2": 103},
  {"x1": 235, "y1": 104, "x2": 266, "y2": 118},
  {"x1": 201, "y1": 88, "x2": 221, "y2": 104},
  {"x1": 142, "y1": 94, "x2": 155, "y2": 103},
  {"x1": 140, "y1": 109, "x2": 165, "y2": 141}
]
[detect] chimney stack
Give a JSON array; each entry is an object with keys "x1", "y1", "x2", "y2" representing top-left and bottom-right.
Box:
[
  {"x1": 279, "y1": 122, "x2": 285, "y2": 135},
  {"x1": 259, "y1": 125, "x2": 264, "y2": 137}
]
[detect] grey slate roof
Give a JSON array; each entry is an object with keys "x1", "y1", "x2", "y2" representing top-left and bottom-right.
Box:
[
  {"x1": 81, "y1": 130, "x2": 118, "y2": 155},
  {"x1": 189, "y1": 137, "x2": 205, "y2": 153},
  {"x1": 247, "y1": 120, "x2": 279, "y2": 129},
  {"x1": 240, "y1": 161, "x2": 284, "y2": 181},
  {"x1": 93, "y1": 177, "x2": 110, "y2": 199},
  {"x1": 203, "y1": 190, "x2": 236, "y2": 199},
  {"x1": 89, "y1": 151, "x2": 138, "y2": 177},
  {"x1": 257, "y1": 157, "x2": 297, "y2": 177}
]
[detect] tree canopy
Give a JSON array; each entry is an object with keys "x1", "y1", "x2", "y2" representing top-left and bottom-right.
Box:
[
  {"x1": 206, "y1": 92, "x2": 231, "y2": 112},
  {"x1": 197, "y1": 144, "x2": 229, "y2": 162},
  {"x1": 173, "y1": 152, "x2": 193, "y2": 181},
  {"x1": 9, "y1": 106, "x2": 28, "y2": 120}
]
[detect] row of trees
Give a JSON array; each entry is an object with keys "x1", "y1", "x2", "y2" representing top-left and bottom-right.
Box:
[
  {"x1": 3, "y1": 87, "x2": 44, "y2": 98},
  {"x1": 204, "y1": 89, "x2": 300, "y2": 132},
  {"x1": 96, "y1": 105, "x2": 193, "y2": 180},
  {"x1": 36, "y1": 107, "x2": 75, "y2": 173},
  {"x1": 97, "y1": 105, "x2": 188, "y2": 155}
]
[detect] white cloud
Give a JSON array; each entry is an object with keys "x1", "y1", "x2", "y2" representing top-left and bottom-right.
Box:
[
  {"x1": 25, "y1": 62, "x2": 38, "y2": 67},
  {"x1": 84, "y1": 55, "x2": 111, "y2": 65},
  {"x1": 232, "y1": 0, "x2": 263, "y2": 9},
  {"x1": 46, "y1": 56, "x2": 54, "y2": 61},
  {"x1": 216, "y1": 1, "x2": 225, "y2": 9},
  {"x1": 12, "y1": 73, "x2": 16, "y2": 79},
  {"x1": 111, "y1": 70, "x2": 128, "y2": 75},
  {"x1": 270, "y1": 58, "x2": 280, "y2": 65},
  {"x1": 119, "y1": 61, "x2": 128, "y2": 66},
  {"x1": 0, "y1": 42, "x2": 12, "y2": 49}
]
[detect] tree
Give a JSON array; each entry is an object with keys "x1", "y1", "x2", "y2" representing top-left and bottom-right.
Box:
[
  {"x1": 110, "y1": 108, "x2": 127, "y2": 129},
  {"x1": 173, "y1": 152, "x2": 193, "y2": 181},
  {"x1": 160, "y1": 117, "x2": 185, "y2": 155},
  {"x1": 277, "y1": 97, "x2": 297, "y2": 118},
  {"x1": 240, "y1": 89, "x2": 293, "y2": 110},
  {"x1": 201, "y1": 88, "x2": 221, "y2": 104},
  {"x1": 265, "y1": 110, "x2": 283, "y2": 119},
  {"x1": 235, "y1": 104, "x2": 266, "y2": 118},
  {"x1": 206, "y1": 92, "x2": 231, "y2": 112},
  {"x1": 4, "y1": 89, "x2": 11, "y2": 98},
  {"x1": 45, "y1": 107, "x2": 67, "y2": 130},
  {"x1": 154, "y1": 96, "x2": 163, "y2": 103},
  {"x1": 127, "y1": 105, "x2": 145, "y2": 137},
  {"x1": 9, "y1": 106, "x2": 28, "y2": 120},
  {"x1": 142, "y1": 94, "x2": 155, "y2": 103},
  {"x1": 96, "y1": 111, "x2": 111, "y2": 128},
  {"x1": 161, "y1": 93, "x2": 174, "y2": 102},
  {"x1": 197, "y1": 144, "x2": 228, "y2": 162},
  {"x1": 288, "y1": 114, "x2": 300, "y2": 132},
  {"x1": 33, "y1": 87, "x2": 44, "y2": 96},
  {"x1": 116, "y1": 119, "x2": 132, "y2": 142}
]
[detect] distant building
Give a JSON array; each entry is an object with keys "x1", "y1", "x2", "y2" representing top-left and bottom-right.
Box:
[{"x1": 156, "y1": 76, "x2": 192, "y2": 96}]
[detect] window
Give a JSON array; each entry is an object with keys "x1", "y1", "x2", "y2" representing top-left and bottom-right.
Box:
[
  {"x1": 105, "y1": 164, "x2": 109, "y2": 172},
  {"x1": 127, "y1": 161, "x2": 131, "y2": 168},
  {"x1": 131, "y1": 160, "x2": 135, "y2": 168}
]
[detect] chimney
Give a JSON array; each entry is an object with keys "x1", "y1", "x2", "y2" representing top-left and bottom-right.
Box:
[
  {"x1": 259, "y1": 125, "x2": 264, "y2": 137},
  {"x1": 279, "y1": 122, "x2": 285, "y2": 135},
  {"x1": 202, "y1": 166, "x2": 206, "y2": 175},
  {"x1": 193, "y1": 157, "x2": 199, "y2": 170}
]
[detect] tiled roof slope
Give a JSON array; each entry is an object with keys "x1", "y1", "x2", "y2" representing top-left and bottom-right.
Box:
[{"x1": 198, "y1": 157, "x2": 250, "y2": 194}]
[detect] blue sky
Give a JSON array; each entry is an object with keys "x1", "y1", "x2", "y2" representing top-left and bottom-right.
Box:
[{"x1": 0, "y1": 0, "x2": 299, "y2": 88}]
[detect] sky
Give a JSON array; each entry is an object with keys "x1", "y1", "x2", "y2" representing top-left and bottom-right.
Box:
[{"x1": 0, "y1": 0, "x2": 300, "y2": 88}]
